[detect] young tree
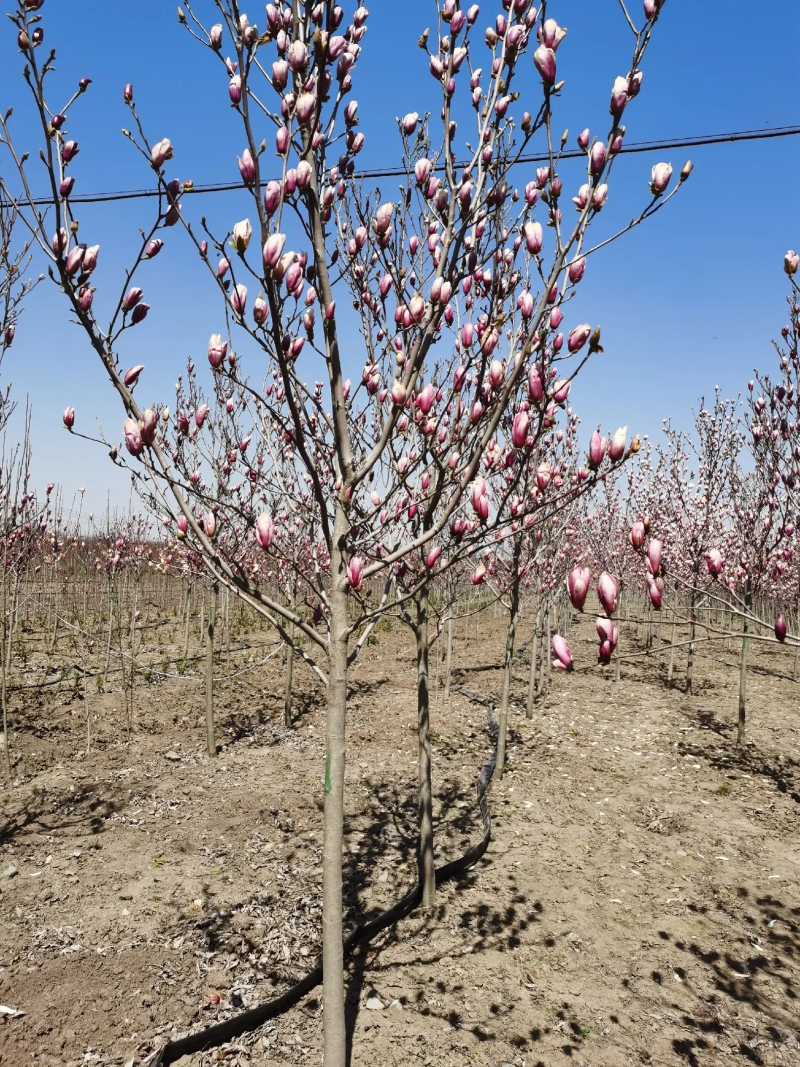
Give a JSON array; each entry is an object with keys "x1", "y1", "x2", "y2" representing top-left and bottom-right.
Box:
[{"x1": 649, "y1": 393, "x2": 743, "y2": 692}]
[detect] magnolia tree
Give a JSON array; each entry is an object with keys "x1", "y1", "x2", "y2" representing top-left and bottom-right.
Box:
[
  {"x1": 0, "y1": 201, "x2": 39, "y2": 777},
  {"x1": 646, "y1": 393, "x2": 743, "y2": 691},
  {"x1": 0, "y1": 202, "x2": 39, "y2": 433},
  {"x1": 481, "y1": 404, "x2": 639, "y2": 772},
  {"x1": 748, "y1": 252, "x2": 800, "y2": 526},
  {"x1": 572, "y1": 439, "x2": 653, "y2": 674},
  {"x1": 0, "y1": 0, "x2": 688, "y2": 1059}
]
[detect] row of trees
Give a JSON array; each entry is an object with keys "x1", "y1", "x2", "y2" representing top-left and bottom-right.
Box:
[{"x1": 557, "y1": 257, "x2": 799, "y2": 742}]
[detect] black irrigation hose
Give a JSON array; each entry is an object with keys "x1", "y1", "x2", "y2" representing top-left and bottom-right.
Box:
[{"x1": 152, "y1": 686, "x2": 498, "y2": 1065}]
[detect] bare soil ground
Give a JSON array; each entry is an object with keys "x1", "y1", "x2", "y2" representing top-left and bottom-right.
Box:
[{"x1": 1, "y1": 607, "x2": 798, "y2": 1067}]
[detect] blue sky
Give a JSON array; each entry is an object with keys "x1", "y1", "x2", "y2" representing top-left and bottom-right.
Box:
[{"x1": 1, "y1": 0, "x2": 798, "y2": 518}]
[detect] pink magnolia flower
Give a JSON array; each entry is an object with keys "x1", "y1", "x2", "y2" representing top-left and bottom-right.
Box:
[
  {"x1": 471, "y1": 477, "x2": 489, "y2": 521},
  {"x1": 609, "y1": 75, "x2": 628, "y2": 117},
  {"x1": 426, "y1": 545, "x2": 442, "y2": 569},
  {"x1": 646, "y1": 539, "x2": 663, "y2": 575},
  {"x1": 123, "y1": 365, "x2": 144, "y2": 387},
  {"x1": 646, "y1": 575, "x2": 662, "y2": 609},
  {"x1": 552, "y1": 634, "x2": 572, "y2": 671},
  {"x1": 64, "y1": 245, "x2": 85, "y2": 276},
  {"x1": 608, "y1": 426, "x2": 627, "y2": 462},
  {"x1": 528, "y1": 364, "x2": 544, "y2": 403},
  {"x1": 540, "y1": 18, "x2": 567, "y2": 50},
  {"x1": 590, "y1": 142, "x2": 606, "y2": 176},
  {"x1": 588, "y1": 430, "x2": 606, "y2": 468},
  {"x1": 567, "y1": 324, "x2": 591, "y2": 352},
  {"x1": 255, "y1": 513, "x2": 274, "y2": 549},
  {"x1": 63, "y1": 406, "x2": 75, "y2": 429},
  {"x1": 415, "y1": 158, "x2": 432, "y2": 184},
  {"x1": 533, "y1": 45, "x2": 556, "y2": 86},
  {"x1": 230, "y1": 284, "x2": 247, "y2": 315},
  {"x1": 138, "y1": 408, "x2": 158, "y2": 445},
  {"x1": 704, "y1": 548, "x2": 724, "y2": 575},
  {"x1": 597, "y1": 572, "x2": 619, "y2": 616},
  {"x1": 123, "y1": 418, "x2": 144, "y2": 456},
  {"x1": 567, "y1": 566, "x2": 591, "y2": 611},
  {"x1": 650, "y1": 162, "x2": 673, "y2": 195},
  {"x1": 512, "y1": 411, "x2": 529, "y2": 449},
  {"x1": 416, "y1": 383, "x2": 435, "y2": 414},
  {"x1": 253, "y1": 293, "x2": 268, "y2": 325},
  {"x1": 150, "y1": 138, "x2": 173, "y2": 169},
  {"x1": 629, "y1": 521, "x2": 646, "y2": 550},
  {"x1": 523, "y1": 221, "x2": 543, "y2": 254},
  {"x1": 596, "y1": 616, "x2": 619, "y2": 648},
  {"x1": 208, "y1": 333, "x2": 227, "y2": 368},
  {"x1": 232, "y1": 218, "x2": 252, "y2": 252},
  {"x1": 263, "y1": 233, "x2": 287, "y2": 271},
  {"x1": 238, "y1": 149, "x2": 255, "y2": 185},
  {"x1": 402, "y1": 112, "x2": 419, "y2": 134},
  {"x1": 568, "y1": 256, "x2": 586, "y2": 283},
  {"x1": 347, "y1": 556, "x2": 364, "y2": 591}
]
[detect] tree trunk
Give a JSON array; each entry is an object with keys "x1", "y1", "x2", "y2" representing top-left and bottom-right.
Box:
[
  {"x1": 182, "y1": 582, "x2": 192, "y2": 663},
  {"x1": 415, "y1": 586, "x2": 435, "y2": 909},
  {"x1": 322, "y1": 524, "x2": 349, "y2": 1067},
  {"x1": 205, "y1": 581, "x2": 217, "y2": 757},
  {"x1": 5, "y1": 571, "x2": 19, "y2": 673},
  {"x1": 49, "y1": 568, "x2": 59, "y2": 655},
  {"x1": 685, "y1": 590, "x2": 697, "y2": 695},
  {"x1": 1, "y1": 571, "x2": 10, "y2": 779},
  {"x1": 667, "y1": 608, "x2": 677, "y2": 684},
  {"x1": 444, "y1": 611, "x2": 453, "y2": 698},
  {"x1": 496, "y1": 574, "x2": 520, "y2": 779},
  {"x1": 129, "y1": 575, "x2": 138, "y2": 727},
  {"x1": 526, "y1": 608, "x2": 540, "y2": 719},
  {"x1": 84, "y1": 663, "x2": 91, "y2": 755},
  {"x1": 737, "y1": 588, "x2": 752, "y2": 745},
  {"x1": 539, "y1": 605, "x2": 551, "y2": 696},
  {"x1": 105, "y1": 582, "x2": 114, "y2": 674},
  {"x1": 284, "y1": 585, "x2": 295, "y2": 728}
]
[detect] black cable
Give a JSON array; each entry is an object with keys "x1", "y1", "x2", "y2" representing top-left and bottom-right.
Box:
[{"x1": 2, "y1": 124, "x2": 798, "y2": 208}]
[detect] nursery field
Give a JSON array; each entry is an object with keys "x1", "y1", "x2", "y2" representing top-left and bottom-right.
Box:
[
  {"x1": 1, "y1": 606, "x2": 798, "y2": 1067},
  {"x1": 2, "y1": 3, "x2": 800, "y2": 1067}
]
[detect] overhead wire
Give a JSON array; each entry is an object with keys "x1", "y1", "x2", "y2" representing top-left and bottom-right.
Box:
[{"x1": 1, "y1": 124, "x2": 798, "y2": 207}]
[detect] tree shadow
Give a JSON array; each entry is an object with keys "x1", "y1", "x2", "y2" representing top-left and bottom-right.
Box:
[
  {"x1": 676, "y1": 707, "x2": 800, "y2": 803},
  {"x1": 0, "y1": 780, "x2": 125, "y2": 848},
  {"x1": 147, "y1": 759, "x2": 497, "y2": 1063},
  {"x1": 220, "y1": 682, "x2": 323, "y2": 744},
  {"x1": 655, "y1": 887, "x2": 799, "y2": 1064},
  {"x1": 340, "y1": 770, "x2": 485, "y2": 1062},
  {"x1": 350, "y1": 870, "x2": 546, "y2": 1056}
]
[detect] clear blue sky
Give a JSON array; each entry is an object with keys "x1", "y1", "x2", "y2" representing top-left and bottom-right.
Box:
[{"x1": 1, "y1": 0, "x2": 798, "y2": 518}]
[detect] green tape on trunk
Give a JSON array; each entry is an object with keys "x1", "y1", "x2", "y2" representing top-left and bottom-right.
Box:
[{"x1": 324, "y1": 752, "x2": 331, "y2": 794}]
